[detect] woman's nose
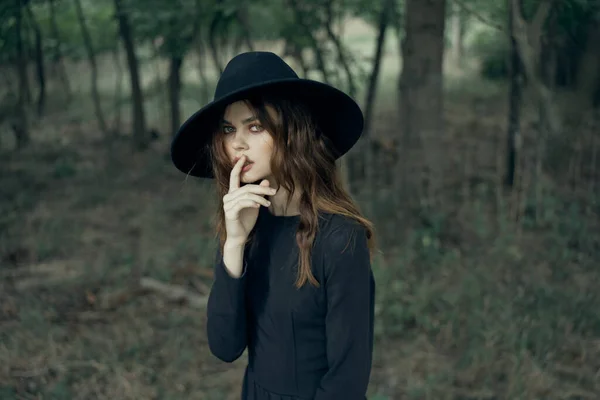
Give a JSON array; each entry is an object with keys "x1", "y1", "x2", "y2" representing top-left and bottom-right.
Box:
[{"x1": 231, "y1": 132, "x2": 248, "y2": 149}]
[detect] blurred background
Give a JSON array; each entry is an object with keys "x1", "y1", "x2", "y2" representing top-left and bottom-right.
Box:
[{"x1": 1, "y1": 0, "x2": 599, "y2": 398}]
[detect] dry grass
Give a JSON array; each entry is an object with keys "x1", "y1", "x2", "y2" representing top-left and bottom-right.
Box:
[{"x1": 1, "y1": 139, "x2": 245, "y2": 399}]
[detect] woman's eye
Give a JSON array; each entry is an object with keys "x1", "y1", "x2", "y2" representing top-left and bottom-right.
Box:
[
  {"x1": 250, "y1": 124, "x2": 264, "y2": 132},
  {"x1": 223, "y1": 126, "x2": 234, "y2": 134}
]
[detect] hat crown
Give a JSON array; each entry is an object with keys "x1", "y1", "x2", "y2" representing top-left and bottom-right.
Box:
[{"x1": 214, "y1": 52, "x2": 299, "y2": 101}]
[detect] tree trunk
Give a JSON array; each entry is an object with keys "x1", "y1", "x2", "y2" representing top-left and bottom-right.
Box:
[
  {"x1": 363, "y1": 0, "x2": 394, "y2": 136},
  {"x1": 575, "y1": 23, "x2": 600, "y2": 109},
  {"x1": 289, "y1": 0, "x2": 331, "y2": 84},
  {"x1": 236, "y1": 6, "x2": 254, "y2": 52},
  {"x1": 112, "y1": 42, "x2": 124, "y2": 134},
  {"x1": 398, "y1": 0, "x2": 447, "y2": 207},
  {"x1": 150, "y1": 40, "x2": 168, "y2": 133},
  {"x1": 48, "y1": 0, "x2": 72, "y2": 99},
  {"x1": 169, "y1": 55, "x2": 183, "y2": 137},
  {"x1": 506, "y1": 0, "x2": 522, "y2": 188},
  {"x1": 115, "y1": 0, "x2": 148, "y2": 150},
  {"x1": 73, "y1": 0, "x2": 108, "y2": 136},
  {"x1": 195, "y1": 38, "x2": 211, "y2": 104},
  {"x1": 324, "y1": 0, "x2": 356, "y2": 97},
  {"x1": 283, "y1": 39, "x2": 309, "y2": 78},
  {"x1": 25, "y1": 4, "x2": 46, "y2": 116},
  {"x1": 450, "y1": 2, "x2": 467, "y2": 67},
  {"x1": 511, "y1": 0, "x2": 559, "y2": 135},
  {"x1": 392, "y1": 1, "x2": 404, "y2": 106},
  {"x1": 22, "y1": 21, "x2": 32, "y2": 106},
  {"x1": 208, "y1": 12, "x2": 224, "y2": 74},
  {"x1": 14, "y1": 0, "x2": 30, "y2": 149},
  {"x1": 360, "y1": 0, "x2": 395, "y2": 217}
]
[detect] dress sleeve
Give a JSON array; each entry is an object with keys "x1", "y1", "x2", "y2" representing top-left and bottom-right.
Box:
[
  {"x1": 313, "y1": 222, "x2": 375, "y2": 400},
  {"x1": 206, "y1": 246, "x2": 248, "y2": 363}
]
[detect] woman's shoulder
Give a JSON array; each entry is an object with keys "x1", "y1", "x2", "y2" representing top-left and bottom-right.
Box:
[
  {"x1": 316, "y1": 213, "x2": 371, "y2": 279},
  {"x1": 318, "y1": 212, "x2": 363, "y2": 230},
  {"x1": 317, "y1": 212, "x2": 367, "y2": 251}
]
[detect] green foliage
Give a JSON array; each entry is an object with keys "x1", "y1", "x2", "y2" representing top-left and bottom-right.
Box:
[
  {"x1": 471, "y1": 29, "x2": 509, "y2": 80},
  {"x1": 369, "y1": 395, "x2": 390, "y2": 400},
  {"x1": 19, "y1": 306, "x2": 48, "y2": 333},
  {"x1": 554, "y1": 0, "x2": 600, "y2": 38},
  {"x1": 374, "y1": 191, "x2": 600, "y2": 394},
  {"x1": 53, "y1": 157, "x2": 77, "y2": 179},
  {"x1": 464, "y1": 0, "x2": 600, "y2": 82},
  {"x1": 0, "y1": 387, "x2": 16, "y2": 400},
  {"x1": 454, "y1": 0, "x2": 507, "y2": 29},
  {"x1": 45, "y1": 379, "x2": 73, "y2": 400},
  {"x1": 126, "y1": 0, "x2": 200, "y2": 58},
  {"x1": 346, "y1": 0, "x2": 403, "y2": 28},
  {"x1": 409, "y1": 210, "x2": 447, "y2": 264},
  {"x1": 0, "y1": 3, "x2": 18, "y2": 61},
  {"x1": 0, "y1": 0, "x2": 117, "y2": 63},
  {"x1": 250, "y1": 3, "x2": 297, "y2": 42},
  {"x1": 32, "y1": 0, "x2": 118, "y2": 60}
]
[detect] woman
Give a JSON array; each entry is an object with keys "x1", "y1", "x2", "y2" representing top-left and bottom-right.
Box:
[{"x1": 170, "y1": 51, "x2": 377, "y2": 400}]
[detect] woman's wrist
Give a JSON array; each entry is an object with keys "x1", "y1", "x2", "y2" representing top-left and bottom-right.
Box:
[
  {"x1": 224, "y1": 239, "x2": 246, "y2": 250},
  {"x1": 222, "y1": 240, "x2": 246, "y2": 278}
]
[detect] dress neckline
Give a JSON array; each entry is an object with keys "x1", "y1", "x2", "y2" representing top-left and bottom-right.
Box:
[{"x1": 259, "y1": 205, "x2": 301, "y2": 225}]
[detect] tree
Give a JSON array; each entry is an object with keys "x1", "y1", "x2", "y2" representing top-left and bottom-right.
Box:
[
  {"x1": 398, "y1": 0, "x2": 447, "y2": 206},
  {"x1": 114, "y1": 0, "x2": 148, "y2": 150},
  {"x1": 511, "y1": 0, "x2": 559, "y2": 135},
  {"x1": 47, "y1": 0, "x2": 72, "y2": 100},
  {"x1": 73, "y1": 0, "x2": 109, "y2": 136},
  {"x1": 360, "y1": 0, "x2": 396, "y2": 217},
  {"x1": 14, "y1": 0, "x2": 30, "y2": 149},
  {"x1": 449, "y1": 1, "x2": 469, "y2": 67},
  {"x1": 506, "y1": 0, "x2": 523, "y2": 188},
  {"x1": 25, "y1": 2, "x2": 46, "y2": 116},
  {"x1": 130, "y1": 0, "x2": 202, "y2": 137}
]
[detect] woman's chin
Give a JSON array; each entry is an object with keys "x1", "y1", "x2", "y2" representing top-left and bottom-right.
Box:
[
  {"x1": 246, "y1": 177, "x2": 269, "y2": 186},
  {"x1": 240, "y1": 169, "x2": 271, "y2": 185},
  {"x1": 241, "y1": 172, "x2": 260, "y2": 184}
]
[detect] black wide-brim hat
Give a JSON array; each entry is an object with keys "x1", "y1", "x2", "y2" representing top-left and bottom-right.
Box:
[{"x1": 170, "y1": 51, "x2": 364, "y2": 178}]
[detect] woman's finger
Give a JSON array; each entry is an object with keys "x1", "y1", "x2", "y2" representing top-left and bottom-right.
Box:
[
  {"x1": 225, "y1": 186, "x2": 275, "y2": 203},
  {"x1": 224, "y1": 199, "x2": 261, "y2": 218},
  {"x1": 228, "y1": 155, "x2": 246, "y2": 193},
  {"x1": 224, "y1": 194, "x2": 270, "y2": 211}
]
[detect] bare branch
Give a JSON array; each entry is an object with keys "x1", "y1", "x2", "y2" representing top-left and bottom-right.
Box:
[
  {"x1": 452, "y1": 0, "x2": 505, "y2": 32},
  {"x1": 510, "y1": 0, "x2": 561, "y2": 135},
  {"x1": 511, "y1": 0, "x2": 526, "y2": 30},
  {"x1": 140, "y1": 277, "x2": 208, "y2": 308},
  {"x1": 531, "y1": 0, "x2": 553, "y2": 38}
]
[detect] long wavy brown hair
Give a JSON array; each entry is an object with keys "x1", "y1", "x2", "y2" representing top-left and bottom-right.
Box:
[{"x1": 208, "y1": 89, "x2": 377, "y2": 288}]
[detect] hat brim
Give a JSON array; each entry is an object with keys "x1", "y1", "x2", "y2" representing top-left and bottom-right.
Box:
[{"x1": 170, "y1": 78, "x2": 364, "y2": 178}]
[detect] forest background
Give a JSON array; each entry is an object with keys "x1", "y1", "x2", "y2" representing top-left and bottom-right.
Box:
[{"x1": 1, "y1": 0, "x2": 599, "y2": 398}]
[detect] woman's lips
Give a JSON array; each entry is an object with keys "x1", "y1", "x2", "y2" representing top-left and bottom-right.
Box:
[
  {"x1": 233, "y1": 156, "x2": 253, "y2": 166},
  {"x1": 242, "y1": 162, "x2": 253, "y2": 172}
]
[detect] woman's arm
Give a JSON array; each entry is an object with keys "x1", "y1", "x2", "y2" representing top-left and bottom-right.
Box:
[
  {"x1": 313, "y1": 222, "x2": 375, "y2": 400},
  {"x1": 206, "y1": 241, "x2": 249, "y2": 363}
]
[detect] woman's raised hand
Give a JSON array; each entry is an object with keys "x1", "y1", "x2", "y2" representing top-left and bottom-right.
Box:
[{"x1": 223, "y1": 155, "x2": 276, "y2": 246}]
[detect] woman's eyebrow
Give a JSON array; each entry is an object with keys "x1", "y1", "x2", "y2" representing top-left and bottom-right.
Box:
[{"x1": 221, "y1": 116, "x2": 258, "y2": 125}]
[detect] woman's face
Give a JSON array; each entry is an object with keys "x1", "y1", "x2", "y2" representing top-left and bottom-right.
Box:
[{"x1": 221, "y1": 100, "x2": 276, "y2": 185}]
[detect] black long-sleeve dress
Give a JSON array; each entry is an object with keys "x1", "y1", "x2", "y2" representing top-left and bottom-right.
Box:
[{"x1": 206, "y1": 205, "x2": 375, "y2": 399}]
